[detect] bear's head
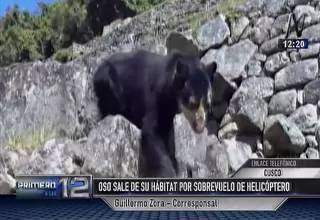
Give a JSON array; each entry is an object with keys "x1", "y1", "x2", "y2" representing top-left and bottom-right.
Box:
[{"x1": 171, "y1": 54, "x2": 217, "y2": 134}]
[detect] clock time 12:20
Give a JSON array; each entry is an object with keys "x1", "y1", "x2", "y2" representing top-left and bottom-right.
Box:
[{"x1": 278, "y1": 38, "x2": 309, "y2": 49}]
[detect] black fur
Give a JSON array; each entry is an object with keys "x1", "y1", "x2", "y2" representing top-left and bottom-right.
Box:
[{"x1": 93, "y1": 50, "x2": 216, "y2": 177}]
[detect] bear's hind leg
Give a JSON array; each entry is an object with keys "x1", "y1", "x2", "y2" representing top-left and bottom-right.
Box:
[{"x1": 93, "y1": 61, "x2": 126, "y2": 119}]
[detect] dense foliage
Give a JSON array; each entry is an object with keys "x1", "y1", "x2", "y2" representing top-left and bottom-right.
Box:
[{"x1": 0, "y1": 0, "x2": 166, "y2": 66}]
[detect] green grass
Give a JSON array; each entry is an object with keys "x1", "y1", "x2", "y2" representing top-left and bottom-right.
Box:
[
  {"x1": 184, "y1": 0, "x2": 246, "y2": 34},
  {"x1": 53, "y1": 49, "x2": 76, "y2": 63},
  {"x1": 216, "y1": 0, "x2": 246, "y2": 15},
  {"x1": 124, "y1": 0, "x2": 170, "y2": 13},
  {"x1": 4, "y1": 127, "x2": 57, "y2": 151}
]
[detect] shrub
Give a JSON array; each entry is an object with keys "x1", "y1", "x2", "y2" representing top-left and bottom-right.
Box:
[{"x1": 53, "y1": 49, "x2": 74, "y2": 63}]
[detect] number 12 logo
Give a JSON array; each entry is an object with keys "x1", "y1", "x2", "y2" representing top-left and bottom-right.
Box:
[{"x1": 58, "y1": 176, "x2": 91, "y2": 198}]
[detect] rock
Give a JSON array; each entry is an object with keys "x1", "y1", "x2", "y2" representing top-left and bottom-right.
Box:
[
  {"x1": 237, "y1": 76, "x2": 274, "y2": 100},
  {"x1": 165, "y1": 31, "x2": 199, "y2": 56},
  {"x1": 85, "y1": 0, "x2": 212, "y2": 55},
  {"x1": 248, "y1": 11, "x2": 263, "y2": 20},
  {"x1": 235, "y1": 0, "x2": 266, "y2": 14},
  {"x1": 294, "y1": 5, "x2": 320, "y2": 27},
  {"x1": 300, "y1": 152, "x2": 307, "y2": 158},
  {"x1": 240, "y1": 70, "x2": 248, "y2": 81},
  {"x1": 297, "y1": 90, "x2": 304, "y2": 106},
  {"x1": 179, "y1": 29, "x2": 194, "y2": 40},
  {"x1": 205, "y1": 135, "x2": 229, "y2": 178},
  {"x1": 174, "y1": 115, "x2": 230, "y2": 178},
  {"x1": 174, "y1": 114, "x2": 208, "y2": 168},
  {"x1": 240, "y1": 25, "x2": 253, "y2": 40},
  {"x1": 257, "y1": 142, "x2": 263, "y2": 151},
  {"x1": 220, "y1": 114, "x2": 233, "y2": 128},
  {"x1": 306, "y1": 135, "x2": 318, "y2": 149},
  {"x1": 132, "y1": 35, "x2": 169, "y2": 55},
  {"x1": 237, "y1": 135, "x2": 261, "y2": 152},
  {"x1": 0, "y1": 173, "x2": 15, "y2": 194},
  {"x1": 102, "y1": 19, "x2": 124, "y2": 36},
  {"x1": 260, "y1": 34, "x2": 285, "y2": 55},
  {"x1": 289, "y1": 51, "x2": 301, "y2": 62},
  {"x1": 253, "y1": 52, "x2": 267, "y2": 62},
  {"x1": 228, "y1": 91, "x2": 268, "y2": 134},
  {"x1": 316, "y1": 121, "x2": 320, "y2": 147},
  {"x1": 262, "y1": 0, "x2": 286, "y2": 17},
  {"x1": 201, "y1": 39, "x2": 258, "y2": 81},
  {"x1": 289, "y1": 104, "x2": 318, "y2": 134},
  {"x1": 196, "y1": 14, "x2": 230, "y2": 49},
  {"x1": 263, "y1": 114, "x2": 306, "y2": 155},
  {"x1": 15, "y1": 138, "x2": 84, "y2": 175},
  {"x1": 287, "y1": 0, "x2": 311, "y2": 7},
  {"x1": 153, "y1": 44, "x2": 167, "y2": 55},
  {"x1": 246, "y1": 60, "x2": 262, "y2": 77},
  {"x1": 186, "y1": 163, "x2": 213, "y2": 178},
  {"x1": 255, "y1": 151, "x2": 265, "y2": 158},
  {"x1": 304, "y1": 79, "x2": 320, "y2": 104},
  {"x1": 305, "y1": 147, "x2": 319, "y2": 158},
  {"x1": 250, "y1": 16, "x2": 274, "y2": 45},
  {"x1": 0, "y1": 59, "x2": 99, "y2": 144},
  {"x1": 315, "y1": 0, "x2": 320, "y2": 10},
  {"x1": 222, "y1": 137, "x2": 253, "y2": 172},
  {"x1": 274, "y1": 59, "x2": 319, "y2": 91},
  {"x1": 218, "y1": 122, "x2": 239, "y2": 140},
  {"x1": 301, "y1": 24, "x2": 320, "y2": 43},
  {"x1": 0, "y1": 148, "x2": 27, "y2": 172},
  {"x1": 299, "y1": 43, "x2": 320, "y2": 59},
  {"x1": 265, "y1": 52, "x2": 291, "y2": 76},
  {"x1": 268, "y1": 89, "x2": 297, "y2": 116},
  {"x1": 230, "y1": 16, "x2": 250, "y2": 43},
  {"x1": 81, "y1": 116, "x2": 140, "y2": 177},
  {"x1": 270, "y1": 14, "x2": 291, "y2": 38},
  {"x1": 263, "y1": 139, "x2": 276, "y2": 157}
]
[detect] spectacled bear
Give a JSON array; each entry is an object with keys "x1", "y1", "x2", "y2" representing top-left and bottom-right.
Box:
[{"x1": 93, "y1": 49, "x2": 217, "y2": 178}]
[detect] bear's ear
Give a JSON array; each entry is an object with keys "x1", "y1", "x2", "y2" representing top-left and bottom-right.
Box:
[
  {"x1": 172, "y1": 59, "x2": 189, "y2": 90},
  {"x1": 166, "y1": 31, "x2": 199, "y2": 57},
  {"x1": 205, "y1": 61, "x2": 217, "y2": 83}
]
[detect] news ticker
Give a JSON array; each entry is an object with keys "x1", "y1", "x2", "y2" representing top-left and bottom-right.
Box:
[
  {"x1": 15, "y1": 176, "x2": 320, "y2": 211},
  {"x1": 15, "y1": 158, "x2": 320, "y2": 200},
  {"x1": 16, "y1": 175, "x2": 320, "y2": 197},
  {"x1": 14, "y1": 158, "x2": 320, "y2": 211}
]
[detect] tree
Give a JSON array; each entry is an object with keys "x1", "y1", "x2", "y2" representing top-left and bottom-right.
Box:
[
  {"x1": 0, "y1": 0, "x2": 166, "y2": 67},
  {"x1": 0, "y1": 5, "x2": 43, "y2": 65}
]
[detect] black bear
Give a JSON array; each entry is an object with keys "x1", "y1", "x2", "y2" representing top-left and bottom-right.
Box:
[{"x1": 93, "y1": 49, "x2": 217, "y2": 177}]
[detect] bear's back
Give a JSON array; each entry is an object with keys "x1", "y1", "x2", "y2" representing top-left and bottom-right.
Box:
[
  {"x1": 108, "y1": 50, "x2": 168, "y2": 80},
  {"x1": 104, "y1": 50, "x2": 170, "y2": 128}
]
